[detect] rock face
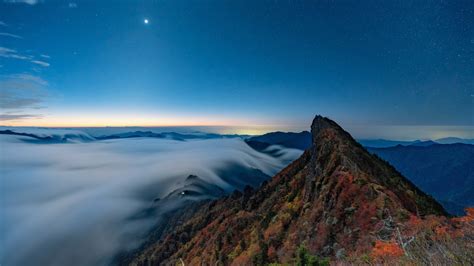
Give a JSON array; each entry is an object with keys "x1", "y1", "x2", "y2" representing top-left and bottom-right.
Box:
[{"x1": 128, "y1": 115, "x2": 446, "y2": 265}]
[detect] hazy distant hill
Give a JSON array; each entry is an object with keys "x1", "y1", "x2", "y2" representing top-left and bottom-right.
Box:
[
  {"x1": 358, "y1": 138, "x2": 474, "y2": 148},
  {"x1": 246, "y1": 131, "x2": 312, "y2": 150},
  {"x1": 357, "y1": 139, "x2": 421, "y2": 148},
  {"x1": 435, "y1": 137, "x2": 474, "y2": 145},
  {"x1": 368, "y1": 144, "x2": 474, "y2": 215}
]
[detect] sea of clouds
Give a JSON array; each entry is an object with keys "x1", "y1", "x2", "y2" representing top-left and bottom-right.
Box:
[{"x1": 0, "y1": 130, "x2": 302, "y2": 266}]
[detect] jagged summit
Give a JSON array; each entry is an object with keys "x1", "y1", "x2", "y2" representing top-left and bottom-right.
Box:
[
  {"x1": 312, "y1": 115, "x2": 345, "y2": 136},
  {"x1": 127, "y1": 115, "x2": 447, "y2": 265},
  {"x1": 309, "y1": 115, "x2": 445, "y2": 216},
  {"x1": 311, "y1": 115, "x2": 358, "y2": 148}
]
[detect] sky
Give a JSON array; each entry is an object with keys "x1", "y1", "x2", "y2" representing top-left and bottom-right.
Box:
[{"x1": 0, "y1": 0, "x2": 473, "y2": 138}]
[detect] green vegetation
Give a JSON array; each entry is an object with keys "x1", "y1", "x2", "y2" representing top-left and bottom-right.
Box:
[{"x1": 296, "y1": 245, "x2": 329, "y2": 266}]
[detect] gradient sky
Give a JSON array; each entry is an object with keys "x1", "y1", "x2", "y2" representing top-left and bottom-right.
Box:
[{"x1": 0, "y1": 1, "x2": 473, "y2": 137}]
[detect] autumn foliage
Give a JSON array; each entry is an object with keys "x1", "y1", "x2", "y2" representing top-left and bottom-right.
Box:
[{"x1": 371, "y1": 240, "x2": 404, "y2": 260}]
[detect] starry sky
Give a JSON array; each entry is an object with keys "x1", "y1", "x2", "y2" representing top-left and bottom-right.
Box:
[{"x1": 0, "y1": 0, "x2": 473, "y2": 138}]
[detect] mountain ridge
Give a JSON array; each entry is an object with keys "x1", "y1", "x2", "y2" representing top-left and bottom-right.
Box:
[{"x1": 127, "y1": 115, "x2": 447, "y2": 265}]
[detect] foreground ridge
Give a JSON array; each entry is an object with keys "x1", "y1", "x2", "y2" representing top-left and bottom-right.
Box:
[{"x1": 128, "y1": 115, "x2": 473, "y2": 265}]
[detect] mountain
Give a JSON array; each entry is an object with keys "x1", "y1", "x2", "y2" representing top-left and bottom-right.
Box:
[
  {"x1": 358, "y1": 138, "x2": 474, "y2": 148},
  {"x1": 435, "y1": 137, "x2": 474, "y2": 145},
  {"x1": 356, "y1": 139, "x2": 422, "y2": 148},
  {"x1": 84, "y1": 131, "x2": 243, "y2": 141},
  {"x1": 0, "y1": 128, "x2": 95, "y2": 143},
  {"x1": 95, "y1": 131, "x2": 167, "y2": 140},
  {"x1": 160, "y1": 175, "x2": 226, "y2": 202},
  {"x1": 408, "y1": 140, "x2": 438, "y2": 147},
  {"x1": 368, "y1": 144, "x2": 474, "y2": 215},
  {"x1": 126, "y1": 115, "x2": 448, "y2": 265},
  {"x1": 246, "y1": 131, "x2": 312, "y2": 150},
  {"x1": 0, "y1": 128, "x2": 244, "y2": 143}
]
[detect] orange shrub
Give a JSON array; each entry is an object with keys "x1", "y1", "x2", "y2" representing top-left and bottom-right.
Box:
[
  {"x1": 371, "y1": 240, "x2": 404, "y2": 260},
  {"x1": 452, "y1": 207, "x2": 474, "y2": 223}
]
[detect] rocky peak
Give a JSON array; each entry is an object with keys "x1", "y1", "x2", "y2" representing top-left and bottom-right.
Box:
[{"x1": 311, "y1": 115, "x2": 348, "y2": 139}]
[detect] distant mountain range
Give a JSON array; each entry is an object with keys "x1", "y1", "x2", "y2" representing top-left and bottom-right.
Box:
[
  {"x1": 358, "y1": 138, "x2": 474, "y2": 148},
  {"x1": 0, "y1": 128, "x2": 244, "y2": 143},
  {"x1": 0, "y1": 129, "x2": 95, "y2": 143},
  {"x1": 435, "y1": 137, "x2": 474, "y2": 145}
]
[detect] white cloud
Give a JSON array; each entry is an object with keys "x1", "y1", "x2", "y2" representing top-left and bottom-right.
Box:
[
  {"x1": 0, "y1": 74, "x2": 48, "y2": 121},
  {"x1": 40, "y1": 54, "x2": 50, "y2": 59},
  {"x1": 0, "y1": 24, "x2": 50, "y2": 121},
  {"x1": 0, "y1": 47, "x2": 50, "y2": 67},
  {"x1": 31, "y1": 60, "x2": 50, "y2": 67},
  {"x1": 3, "y1": 0, "x2": 39, "y2": 5},
  {"x1": 0, "y1": 46, "x2": 31, "y2": 60},
  {"x1": 0, "y1": 113, "x2": 42, "y2": 121},
  {"x1": 0, "y1": 21, "x2": 7, "y2": 27},
  {"x1": 0, "y1": 32, "x2": 23, "y2": 39},
  {"x1": 9, "y1": 73, "x2": 48, "y2": 86},
  {"x1": 68, "y1": 2, "x2": 77, "y2": 8}
]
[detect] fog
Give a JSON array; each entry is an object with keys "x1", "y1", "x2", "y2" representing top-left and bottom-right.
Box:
[{"x1": 0, "y1": 133, "x2": 302, "y2": 266}]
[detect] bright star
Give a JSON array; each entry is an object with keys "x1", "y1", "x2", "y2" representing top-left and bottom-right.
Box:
[{"x1": 144, "y1": 19, "x2": 149, "y2": 24}]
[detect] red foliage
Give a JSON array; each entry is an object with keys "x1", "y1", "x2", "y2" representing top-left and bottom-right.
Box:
[
  {"x1": 434, "y1": 225, "x2": 449, "y2": 238},
  {"x1": 452, "y1": 207, "x2": 474, "y2": 223},
  {"x1": 408, "y1": 214, "x2": 422, "y2": 227},
  {"x1": 371, "y1": 240, "x2": 404, "y2": 260},
  {"x1": 267, "y1": 245, "x2": 277, "y2": 260}
]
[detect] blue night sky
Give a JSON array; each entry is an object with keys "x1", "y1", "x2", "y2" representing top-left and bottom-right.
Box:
[{"x1": 0, "y1": 0, "x2": 473, "y2": 138}]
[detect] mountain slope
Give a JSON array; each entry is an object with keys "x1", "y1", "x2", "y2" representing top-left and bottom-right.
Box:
[
  {"x1": 368, "y1": 144, "x2": 474, "y2": 215},
  {"x1": 128, "y1": 115, "x2": 446, "y2": 265}
]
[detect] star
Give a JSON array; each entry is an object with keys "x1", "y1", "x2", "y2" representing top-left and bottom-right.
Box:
[{"x1": 144, "y1": 19, "x2": 149, "y2": 24}]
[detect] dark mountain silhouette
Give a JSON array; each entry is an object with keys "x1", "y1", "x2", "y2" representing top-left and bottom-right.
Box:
[
  {"x1": 357, "y1": 139, "x2": 422, "y2": 148},
  {"x1": 0, "y1": 129, "x2": 95, "y2": 143},
  {"x1": 126, "y1": 115, "x2": 447, "y2": 265},
  {"x1": 359, "y1": 138, "x2": 474, "y2": 148},
  {"x1": 246, "y1": 131, "x2": 312, "y2": 150},
  {"x1": 96, "y1": 131, "x2": 238, "y2": 141},
  {"x1": 436, "y1": 137, "x2": 474, "y2": 145},
  {"x1": 409, "y1": 140, "x2": 438, "y2": 147},
  {"x1": 368, "y1": 143, "x2": 474, "y2": 215}
]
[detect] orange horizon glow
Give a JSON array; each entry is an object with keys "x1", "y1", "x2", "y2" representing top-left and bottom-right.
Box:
[{"x1": 0, "y1": 114, "x2": 291, "y2": 135}]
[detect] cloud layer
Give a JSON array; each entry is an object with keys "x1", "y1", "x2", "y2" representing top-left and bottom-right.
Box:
[{"x1": 0, "y1": 133, "x2": 302, "y2": 266}]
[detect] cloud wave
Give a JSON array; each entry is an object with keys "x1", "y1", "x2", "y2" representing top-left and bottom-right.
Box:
[{"x1": 0, "y1": 133, "x2": 302, "y2": 266}]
